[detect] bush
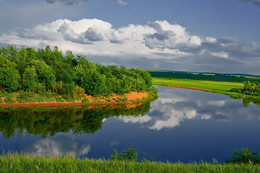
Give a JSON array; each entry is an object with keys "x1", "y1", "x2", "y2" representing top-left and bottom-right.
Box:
[
  {"x1": 111, "y1": 145, "x2": 138, "y2": 162},
  {"x1": 34, "y1": 83, "x2": 46, "y2": 93},
  {"x1": 55, "y1": 96, "x2": 64, "y2": 102},
  {"x1": 225, "y1": 148, "x2": 260, "y2": 164},
  {"x1": 72, "y1": 85, "x2": 85, "y2": 99},
  {"x1": 4, "y1": 95, "x2": 16, "y2": 103},
  {"x1": 17, "y1": 91, "x2": 35, "y2": 102},
  {"x1": 82, "y1": 98, "x2": 90, "y2": 104}
]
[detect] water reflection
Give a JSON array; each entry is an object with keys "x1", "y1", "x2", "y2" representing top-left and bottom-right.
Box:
[
  {"x1": 23, "y1": 136, "x2": 91, "y2": 156},
  {"x1": 0, "y1": 102, "x2": 152, "y2": 138},
  {"x1": 120, "y1": 86, "x2": 260, "y2": 130},
  {"x1": 0, "y1": 86, "x2": 259, "y2": 162}
]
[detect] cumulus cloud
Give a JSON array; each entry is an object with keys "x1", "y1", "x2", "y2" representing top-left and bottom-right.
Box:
[{"x1": 0, "y1": 18, "x2": 260, "y2": 74}]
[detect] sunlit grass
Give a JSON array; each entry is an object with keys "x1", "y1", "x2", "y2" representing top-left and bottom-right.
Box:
[{"x1": 152, "y1": 77, "x2": 243, "y2": 92}]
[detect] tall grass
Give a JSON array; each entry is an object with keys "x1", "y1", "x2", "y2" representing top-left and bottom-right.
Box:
[{"x1": 0, "y1": 154, "x2": 259, "y2": 173}]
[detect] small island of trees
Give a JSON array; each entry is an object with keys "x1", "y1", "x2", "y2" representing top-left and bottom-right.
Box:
[{"x1": 0, "y1": 45, "x2": 157, "y2": 104}]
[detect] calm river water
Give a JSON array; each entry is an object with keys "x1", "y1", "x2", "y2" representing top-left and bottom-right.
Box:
[{"x1": 0, "y1": 86, "x2": 260, "y2": 163}]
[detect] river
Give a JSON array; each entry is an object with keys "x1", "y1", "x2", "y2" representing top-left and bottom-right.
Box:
[{"x1": 0, "y1": 86, "x2": 259, "y2": 163}]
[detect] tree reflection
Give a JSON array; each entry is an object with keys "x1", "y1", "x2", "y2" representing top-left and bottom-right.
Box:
[{"x1": 0, "y1": 101, "x2": 153, "y2": 138}]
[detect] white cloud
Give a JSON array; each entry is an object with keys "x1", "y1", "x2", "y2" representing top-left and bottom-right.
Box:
[
  {"x1": 205, "y1": 37, "x2": 217, "y2": 43},
  {"x1": 23, "y1": 137, "x2": 91, "y2": 156},
  {"x1": 0, "y1": 18, "x2": 260, "y2": 74},
  {"x1": 121, "y1": 115, "x2": 152, "y2": 123},
  {"x1": 208, "y1": 100, "x2": 226, "y2": 107},
  {"x1": 117, "y1": 0, "x2": 127, "y2": 5},
  {"x1": 210, "y1": 51, "x2": 229, "y2": 58},
  {"x1": 0, "y1": 19, "x2": 200, "y2": 59}
]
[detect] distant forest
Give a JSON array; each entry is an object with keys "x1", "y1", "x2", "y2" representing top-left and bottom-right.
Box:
[
  {"x1": 0, "y1": 45, "x2": 152, "y2": 96},
  {"x1": 149, "y1": 71, "x2": 260, "y2": 83}
]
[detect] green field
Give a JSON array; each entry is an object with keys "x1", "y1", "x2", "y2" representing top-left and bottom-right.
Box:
[
  {"x1": 152, "y1": 77, "x2": 260, "y2": 106},
  {"x1": 152, "y1": 77, "x2": 243, "y2": 93},
  {"x1": 0, "y1": 154, "x2": 259, "y2": 173}
]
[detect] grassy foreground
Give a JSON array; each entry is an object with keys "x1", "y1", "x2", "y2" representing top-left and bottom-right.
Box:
[{"x1": 0, "y1": 154, "x2": 260, "y2": 173}]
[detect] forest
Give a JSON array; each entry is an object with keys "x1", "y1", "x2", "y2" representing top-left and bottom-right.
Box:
[
  {"x1": 149, "y1": 70, "x2": 260, "y2": 83},
  {"x1": 0, "y1": 45, "x2": 153, "y2": 97}
]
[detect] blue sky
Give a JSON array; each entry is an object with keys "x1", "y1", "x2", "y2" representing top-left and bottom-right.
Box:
[{"x1": 0, "y1": 0, "x2": 260, "y2": 74}]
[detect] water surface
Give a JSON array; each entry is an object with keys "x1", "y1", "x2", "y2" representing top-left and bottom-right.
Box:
[{"x1": 0, "y1": 86, "x2": 259, "y2": 163}]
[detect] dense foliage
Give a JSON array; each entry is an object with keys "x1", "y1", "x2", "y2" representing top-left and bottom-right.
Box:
[
  {"x1": 231, "y1": 81, "x2": 260, "y2": 96},
  {"x1": 149, "y1": 70, "x2": 260, "y2": 83},
  {"x1": 0, "y1": 45, "x2": 153, "y2": 96},
  {"x1": 225, "y1": 148, "x2": 260, "y2": 164}
]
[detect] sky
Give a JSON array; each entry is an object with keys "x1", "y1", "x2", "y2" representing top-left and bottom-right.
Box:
[{"x1": 0, "y1": 0, "x2": 260, "y2": 75}]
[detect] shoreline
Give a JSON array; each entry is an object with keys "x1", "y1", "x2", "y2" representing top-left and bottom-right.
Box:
[{"x1": 0, "y1": 91, "x2": 149, "y2": 107}]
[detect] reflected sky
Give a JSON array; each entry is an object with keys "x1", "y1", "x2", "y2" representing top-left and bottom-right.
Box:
[
  {"x1": 120, "y1": 86, "x2": 260, "y2": 130},
  {"x1": 0, "y1": 86, "x2": 260, "y2": 163},
  {"x1": 23, "y1": 136, "x2": 91, "y2": 156}
]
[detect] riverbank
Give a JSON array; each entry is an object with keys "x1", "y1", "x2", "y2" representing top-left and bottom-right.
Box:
[
  {"x1": 0, "y1": 91, "x2": 153, "y2": 107},
  {"x1": 152, "y1": 77, "x2": 260, "y2": 106},
  {"x1": 0, "y1": 155, "x2": 259, "y2": 173}
]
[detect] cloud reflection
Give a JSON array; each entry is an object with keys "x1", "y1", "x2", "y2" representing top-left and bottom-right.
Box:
[
  {"x1": 23, "y1": 136, "x2": 90, "y2": 156},
  {"x1": 119, "y1": 86, "x2": 260, "y2": 130}
]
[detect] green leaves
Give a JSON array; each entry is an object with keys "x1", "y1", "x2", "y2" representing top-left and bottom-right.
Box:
[
  {"x1": 111, "y1": 145, "x2": 138, "y2": 162},
  {"x1": 225, "y1": 148, "x2": 260, "y2": 164},
  {"x1": 0, "y1": 45, "x2": 155, "y2": 98}
]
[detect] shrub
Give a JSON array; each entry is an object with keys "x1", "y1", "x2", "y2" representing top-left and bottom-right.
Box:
[
  {"x1": 34, "y1": 83, "x2": 46, "y2": 93},
  {"x1": 111, "y1": 145, "x2": 138, "y2": 162},
  {"x1": 82, "y1": 98, "x2": 90, "y2": 104},
  {"x1": 4, "y1": 95, "x2": 16, "y2": 103},
  {"x1": 72, "y1": 85, "x2": 85, "y2": 99},
  {"x1": 225, "y1": 148, "x2": 260, "y2": 164},
  {"x1": 17, "y1": 91, "x2": 35, "y2": 102},
  {"x1": 55, "y1": 96, "x2": 64, "y2": 102}
]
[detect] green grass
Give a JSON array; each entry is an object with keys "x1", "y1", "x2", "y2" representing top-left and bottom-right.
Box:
[
  {"x1": 0, "y1": 154, "x2": 259, "y2": 173},
  {"x1": 152, "y1": 77, "x2": 243, "y2": 92},
  {"x1": 152, "y1": 77, "x2": 260, "y2": 106}
]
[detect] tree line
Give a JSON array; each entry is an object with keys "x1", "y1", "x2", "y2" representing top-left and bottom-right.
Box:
[
  {"x1": 149, "y1": 71, "x2": 260, "y2": 83},
  {"x1": 0, "y1": 45, "x2": 153, "y2": 96}
]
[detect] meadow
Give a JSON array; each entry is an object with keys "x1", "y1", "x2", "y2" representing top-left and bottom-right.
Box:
[
  {"x1": 152, "y1": 77, "x2": 260, "y2": 106},
  {"x1": 152, "y1": 77, "x2": 243, "y2": 93},
  {"x1": 0, "y1": 154, "x2": 259, "y2": 173}
]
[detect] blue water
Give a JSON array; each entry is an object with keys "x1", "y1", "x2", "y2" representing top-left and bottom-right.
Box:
[{"x1": 0, "y1": 86, "x2": 260, "y2": 163}]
